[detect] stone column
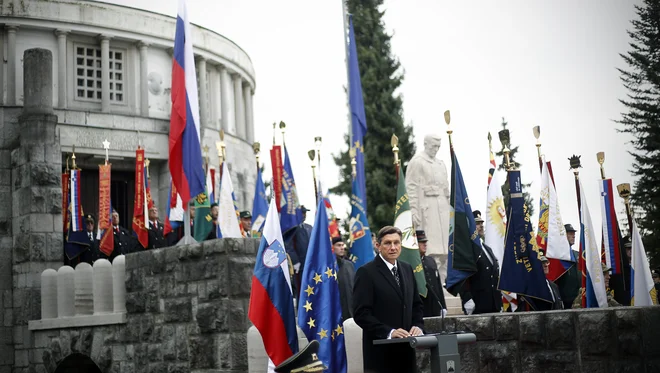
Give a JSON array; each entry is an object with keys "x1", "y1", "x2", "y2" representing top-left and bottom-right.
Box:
[
  {"x1": 55, "y1": 30, "x2": 69, "y2": 109},
  {"x1": 5, "y1": 25, "x2": 18, "y2": 106},
  {"x1": 219, "y1": 66, "x2": 231, "y2": 133},
  {"x1": 197, "y1": 57, "x2": 210, "y2": 129},
  {"x1": 99, "y1": 35, "x2": 111, "y2": 112},
  {"x1": 138, "y1": 42, "x2": 149, "y2": 116},
  {"x1": 233, "y1": 74, "x2": 246, "y2": 139},
  {"x1": 243, "y1": 84, "x2": 254, "y2": 144},
  {"x1": 11, "y1": 48, "x2": 62, "y2": 364}
]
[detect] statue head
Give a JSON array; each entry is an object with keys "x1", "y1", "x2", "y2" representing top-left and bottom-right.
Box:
[{"x1": 423, "y1": 134, "x2": 442, "y2": 159}]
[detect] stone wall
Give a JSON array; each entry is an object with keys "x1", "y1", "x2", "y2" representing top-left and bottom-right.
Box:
[
  {"x1": 418, "y1": 307, "x2": 660, "y2": 373},
  {"x1": 26, "y1": 238, "x2": 257, "y2": 373}
]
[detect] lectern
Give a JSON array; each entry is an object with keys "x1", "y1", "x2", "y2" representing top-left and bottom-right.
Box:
[{"x1": 374, "y1": 332, "x2": 476, "y2": 373}]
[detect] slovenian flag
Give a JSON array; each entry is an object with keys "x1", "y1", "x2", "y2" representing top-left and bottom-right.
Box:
[
  {"x1": 169, "y1": 0, "x2": 205, "y2": 208},
  {"x1": 248, "y1": 198, "x2": 298, "y2": 369}
]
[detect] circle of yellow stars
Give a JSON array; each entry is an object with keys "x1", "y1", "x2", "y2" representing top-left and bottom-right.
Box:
[{"x1": 302, "y1": 266, "x2": 343, "y2": 341}]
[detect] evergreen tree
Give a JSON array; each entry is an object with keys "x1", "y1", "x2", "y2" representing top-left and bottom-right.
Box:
[
  {"x1": 495, "y1": 118, "x2": 534, "y2": 217},
  {"x1": 617, "y1": 0, "x2": 660, "y2": 267},
  {"x1": 331, "y1": 0, "x2": 415, "y2": 231}
]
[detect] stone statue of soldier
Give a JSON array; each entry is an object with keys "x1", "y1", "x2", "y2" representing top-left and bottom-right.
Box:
[{"x1": 405, "y1": 134, "x2": 451, "y2": 280}]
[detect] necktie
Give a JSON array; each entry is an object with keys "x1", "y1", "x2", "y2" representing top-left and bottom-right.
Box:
[
  {"x1": 89, "y1": 232, "x2": 93, "y2": 240},
  {"x1": 392, "y1": 266, "x2": 401, "y2": 287}
]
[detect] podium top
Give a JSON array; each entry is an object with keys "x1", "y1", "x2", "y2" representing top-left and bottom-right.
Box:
[{"x1": 373, "y1": 332, "x2": 476, "y2": 348}]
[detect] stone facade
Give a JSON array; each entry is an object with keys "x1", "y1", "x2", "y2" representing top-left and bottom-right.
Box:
[
  {"x1": 22, "y1": 238, "x2": 257, "y2": 373},
  {"x1": 418, "y1": 307, "x2": 660, "y2": 373}
]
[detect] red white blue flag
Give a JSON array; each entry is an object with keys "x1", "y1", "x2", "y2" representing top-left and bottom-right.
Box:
[
  {"x1": 169, "y1": 0, "x2": 205, "y2": 208},
  {"x1": 248, "y1": 198, "x2": 298, "y2": 368},
  {"x1": 599, "y1": 179, "x2": 623, "y2": 274}
]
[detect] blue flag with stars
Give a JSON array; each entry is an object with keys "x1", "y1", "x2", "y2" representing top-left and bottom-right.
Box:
[
  {"x1": 297, "y1": 198, "x2": 347, "y2": 373},
  {"x1": 347, "y1": 15, "x2": 374, "y2": 269}
]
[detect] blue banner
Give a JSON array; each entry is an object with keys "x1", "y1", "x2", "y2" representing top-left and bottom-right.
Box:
[
  {"x1": 251, "y1": 167, "x2": 269, "y2": 237},
  {"x1": 499, "y1": 170, "x2": 553, "y2": 308},
  {"x1": 347, "y1": 15, "x2": 374, "y2": 268},
  {"x1": 298, "y1": 198, "x2": 347, "y2": 373},
  {"x1": 280, "y1": 145, "x2": 303, "y2": 233}
]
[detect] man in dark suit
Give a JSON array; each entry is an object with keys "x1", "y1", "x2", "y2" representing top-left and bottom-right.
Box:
[
  {"x1": 417, "y1": 230, "x2": 447, "y2": 317},
  {"x1": 460, "y1": 211, "x2": 502, "y2": 315},
  {"x1": 353, "y1": 226, "x2": 424, "y2": 373},
  {"x1": 332, "y1": 237, "x2": 355, "y2": 321},
  {"x1": 539, "y1": 255, "x2": 564, "y2": 310},
  {"x1": 147, "y1": 206, "x2": 166, "y2": 249},
  {"x1": 101, "y1": 209, "x2": 134, "y2": 262},
  {"x1": 82, "y1": 214, "x2": 99, "y2": 264}
]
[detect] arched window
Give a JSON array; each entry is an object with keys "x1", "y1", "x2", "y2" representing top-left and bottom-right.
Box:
[{"x1": 53, "y1": 353, "x2": 102, "y2": 373}]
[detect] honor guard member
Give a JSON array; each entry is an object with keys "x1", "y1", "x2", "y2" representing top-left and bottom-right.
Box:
[
  {"x1": 460, "y1": 211, "x2": 501, "y2": 315},
  {"x1": 301, "y1": 205, "x2": 313, "y2": 237},
  {"x1": 555, "y1": 223, "x2": 581, "y2": 309},
  {"x1": 103, "y1": 209, "x2": 133, "y2": 262},
  {"x1": 332, "y1": 237, "x2": 356, "y2": 321},
  {"x1": 206, "y1": 203, "x2": 220, "y2": 240},
  {"x1": 239, "y1": 211, "x2": 252, "y2": 236},
  {"x1": 572, "y1": 263, "x2": 622, "y2": 308},
  {"x1": 274, "y1": 340, "x2": 327, "y2": 373},
  {"x1": 417, "y1": 230, "x2": 447, "y2": 317},
  {"x1": 83, "y1": 214, "x2": 99, "y2": 264},
  {"x1": 147, "y1": 206, "x2": 166, "y2": 250},
  {"x1": 538, "y1": 255, "x2": 564, "y2": 310}
]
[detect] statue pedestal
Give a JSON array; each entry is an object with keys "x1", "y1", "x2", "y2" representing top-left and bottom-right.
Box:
[{"x1": 430, "y1": 254, "x2": 464, "y2": 316}]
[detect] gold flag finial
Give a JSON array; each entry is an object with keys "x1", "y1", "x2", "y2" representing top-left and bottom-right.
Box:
[
  {"x1": 391, "y1": 134, "x2": 400, "y2": 166},
  {"x1": 308, "y1": 150, "x2": 316, "y2": 162},
  {"x1": 533, "y1": 126, "x2": 541, "y2": 159},
  {"x1": 145, "y1": 158, "x2": 151, "y2": 179},
  {"x1": 309, "y1": 149, "x2": 319, "y2": 204},
  {"x1": 499, "y1": 130, "x2": 511, "y2": 170},
  {"x1": 349, "y1": 147, "x2": 357, "y2": 177},
  {"x1": 617, "y1": 183, "x2": 631, "y2": 201},
  {"x1": 102, "y1": 139, "x2": 110, "y2": 165},
  {"x1": 444, "y1": 110, "x2": 453, "y2": 146},
  {"x1": 71, "y1": 145, "x2": 77, "y2": 169},
  {"x1": 314, "y1": 136, "x2": 322, "y2": 169},
  {"x1": 280, "y1": 121, "x2": 287, "y2": 146},
  {"x1": 597, "y1": 152, "x2": 606, "y2": 179},
  {"x1": 253, "y1": 142, "x2": 261, "y2": 169}
]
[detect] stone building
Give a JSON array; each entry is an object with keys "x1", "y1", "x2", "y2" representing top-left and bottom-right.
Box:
[{"x1": 0, "y1": 0, "x2": 258, "y2": 227}]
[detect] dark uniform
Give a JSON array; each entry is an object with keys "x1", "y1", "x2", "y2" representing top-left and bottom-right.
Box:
[
  {"x1": 417, "y1": 230, "x2": 446, "y2": 317},
  {"x1": 610, "y1": 237, "x2": 632, "y2": 306},
  {"x1": 101, "y1": 224, "x2": 133, "y2": 262},
  {"x1": 538, "y1": 255, "x2": 564, "y2": 310},
  {"x1": 147, "y1": 220, "x2": 166, "y2": 249},
  {"x1": 274, "y1": 340, "x2": 327, "y2": 373},
  {"x1": 555, "y1": 224, "x2": 581, "y2": 309},
  {"x1": 82, "y1": 214, "x2": 99, "y2": 264},
  {"x1": 333, "y1": 237, "x2": 356, "y2": 321}
]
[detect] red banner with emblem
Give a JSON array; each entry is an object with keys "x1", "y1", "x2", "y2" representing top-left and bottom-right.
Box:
[
  {"x1": 62, "y1": 172, "x2": 70, "y2": 233},
  {"x1": 98, "y1": 164, "x2": 114, "y2": 256},
  {"x1": 132, "y1": 148, "x2": 148, "y2": 249},
  {"x1": 270, "y1": 146, "x2": 283, "y2": 212}
]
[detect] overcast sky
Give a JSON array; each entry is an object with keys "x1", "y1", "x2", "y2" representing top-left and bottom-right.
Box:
[{"x1": 106, "y1": 0, "x2": 641, "y2": 242}]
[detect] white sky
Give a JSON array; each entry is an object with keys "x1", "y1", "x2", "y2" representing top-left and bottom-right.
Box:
[{"x1": 106, "y1": 0, "x2": 641, "y2": 241}]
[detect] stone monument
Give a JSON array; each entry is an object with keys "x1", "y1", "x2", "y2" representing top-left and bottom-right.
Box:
[{"x1": 405, "y1": 134, "x2": 451, "y2": 280}]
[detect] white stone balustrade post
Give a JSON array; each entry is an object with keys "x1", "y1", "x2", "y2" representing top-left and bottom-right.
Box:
[
  {"x1": 93, "y1": 259, "x2": 114, "y2": 314},
  {"x1": 41, "y1": 269, "x2": 58, "y2": 319},
  {"x1": 56, "y1": 266, "x2": 75, "y2": 318},
  {"x1": 113, "y1": 255, "x2": 127, "y2": 313},
  {"x1": 74, "y1": 263, "x2": 94, "y2": 315},
  {"x1": 343, "y1": 318, "x2": 364, "y2": 373}
]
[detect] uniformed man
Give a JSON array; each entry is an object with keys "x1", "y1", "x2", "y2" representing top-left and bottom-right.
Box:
[
  {"x1": 82, "y1": 214, "x2": 99, "y2": 264},
  {"x1": 102, "y1": 209, "x2": 134, "y2": 262},
  {"x1": 240, "y1": 211, "x2": 252, "y2": 236},
  {"x1": 609, "y1": 236, "x2": 632, "y2": 306},
  {"x1": 206, "y1": 203, "x2": 220, "y2": 240},
  {"x1": 274, "y1": 340, "x2": 327, "y2": 373},
  {"x1": 301, "y1": 205, "x2": 313, "y2": 237},
  {"x1": 538, "y1": 255, "x2": 564, "y2": 310},
  {"x1": 332, "y1": 237, "x2": 355, "y2": 321},
  {"x1": 572, "y1": 263, "x2": 621, "y2": 308},
  {"x1": 417, "y1": 230, "x2": 447, "y2": 317},
  {"x1": 460, "y1": 211, "x2": 501, "y2": 315},
  {"x1": 147, "y1": 206, "x2": 166, "y2": 250},
  {"x1": 555, "y1": 223, "x2": 581, "y2": 309}
]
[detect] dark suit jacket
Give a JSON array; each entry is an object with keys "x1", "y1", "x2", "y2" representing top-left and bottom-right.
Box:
[
  {"x1": 100, "y1": 225, "x2": 133, "y2": 262},
  {"x1": 421, "y1": 255, "x2": 446, "y2": 317},
  {"x1": 337, "y1": 257, "x2": 355, "y2": 321},
  {"x1": 535, "y1": 280, "x2": 564, "y2": 311},
  {"x1": 353, "y1": 255, "x2": 424, "y2": 373},
  {"x1": 465, "y1": 243, "x2": 502, "y2": 314},
  {"x1": 148, "y1": 220, "x2": 166, "y2": 249},
  {"x1": 82, "y1": 231, "x2": 99, "y2": 264}
]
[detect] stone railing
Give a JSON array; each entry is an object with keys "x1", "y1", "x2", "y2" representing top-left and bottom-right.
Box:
[{"x1": 29, "y1": 257, "x2": 127, "y2": 330}]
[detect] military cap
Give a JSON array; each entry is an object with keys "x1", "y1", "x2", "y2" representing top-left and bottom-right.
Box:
[
  {"x1": 300, "y1": 205, "x2": 310, "y2": 213},
  {"x1": 564, "y1": 224, "x2": 576, "y2": 233},
  {"x1": 275, "y1": 340, "x2": 327, "y2": 373},
  {"x1": 332, "y1": 236, "x2": 344, "y2": 245},
  {"x1": 538, "y1": 254, "x2": 549, "y2": 262},
  {"x1": 85, "y1": 214, "x2": 96, "y2": 223},
  {"x1": 601, "y1": 263, "x2": 612, "y2": 273},
  {"x1": 240, "y1": 210, "x2": 252, "y2": 219},
  {"x1": 416, "y1": 230, "x2": 428, "y2": 243},
  {"x1": 473, "y1": 210, "x2": 484, "y2": 223},
  {"x1": 623, "y1": 237, "x2": 632, "y2": 248},
  {"x1": 652, "y1": 270, "x2": 659, "y2": 279}
]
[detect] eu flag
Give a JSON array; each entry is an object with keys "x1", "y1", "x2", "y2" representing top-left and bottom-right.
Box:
[
  {"x1": 251, "y1": 166, "x2": 269, "y2": 238},
  {"x1": 498, "y1": 170, "x2": 553, "y2": 309},
  {"x1": 297, "y1": 198, "x2": 347, "y2": 373},
  {"x1": 347, "y1": 15, "x2": 374, "y2": 268},
  {"x1": 280, "y1": 145, "x2": 303, "y2": 233},
  {"x1": 446, "y1": 148, "x2": 480, "y2": 295}
]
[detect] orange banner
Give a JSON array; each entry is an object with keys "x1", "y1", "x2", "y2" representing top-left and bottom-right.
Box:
[
  {"x1": 270, "y1": 146, "x2": 283, "y2": 213},
  {"x1": 62, "y1": 173, "x2": 70, "y2": 233},
  {"x1": 98, "y1": 164, "x2": 114, "y2": 256},
  {"x1": 133, "y1": 149, "x2": 148, "y2": 249}
]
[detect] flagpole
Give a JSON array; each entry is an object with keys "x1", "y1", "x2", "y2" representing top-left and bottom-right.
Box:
[
  {"x1": 391, "y1": 134, "x2": 400, "y2": 180},
  {"x1": 309, "y1": 150, "x2": 319, "y2": 205},
  {"x1": 533, "y1": 126, "x2": 542, "y2": 172},
  {"x1": 341, "y1": 0, "x2": 351, "y2": 141},
  {"x1": 617, "y1": 183, "x2": 634, "y2": 238},
  {"x1": 569, "y1": 155, "x2": 585, "y2": 307}
]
